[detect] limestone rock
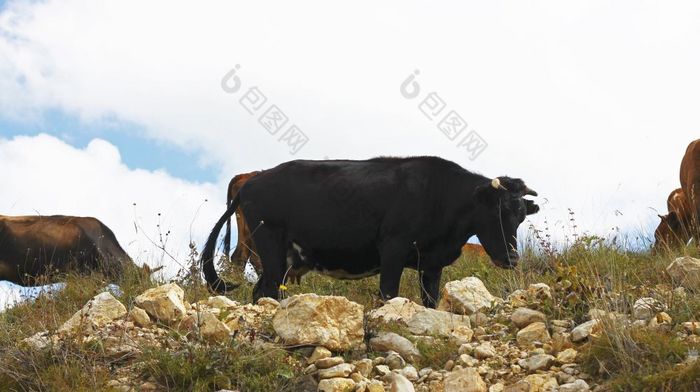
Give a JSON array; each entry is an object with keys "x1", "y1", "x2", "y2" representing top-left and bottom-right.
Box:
[
  {"x1": 527, "y1": 283, "x2": 552, "y2": 302},
  {"x1": 438, "y1": 277, "x2": 500, "y2": 315},
  {"x1": 308, "y1": 346, "x2": 333, "y2": 364},
  {"x1": 571, "y1": 320, "x2": 600, "y2": 343},
  {"x1": 316, "y1": 357, "x2": 345, "y2": 369},
  {"x1": 198, "y1": 310, "x2": 231, "y2": 343},
  {"x1": 59, "y1": 292, "x2": 127, "y2": 334},
  {"x1": 443, "y1": 367, "x2": 487, "y2": 392},
  {"x1": 369, "y1": 332, "x2": 421, "y2": 363},
  {"x1": 682, "y1": 321, "x2": 700, "y2": 334},
  {"x1": 523, "y1": 374, "x2": 558, "y2": 391},
  {"x1": 511, "y1": 308, "x2": 547, "y2": 328},
  {"x1": 474, "y1": 342, "x2": 497, "y2": 359},
  {"x1": 22, "y1": 331, "x2": 52, "y2": 350},
  {"x1": 368, "y1": 297, "x2": 471, "y2": 337},
  {"x1": 559, "y1": 379, "x2": 590, "y2": 392},
  {"x1": 516, "y1": 322, "x2": 551, "y2": 346},
  {"x1": 518, "y1": 354, "x2": 555, "y2": 371},
  {"x1": 667, "y1": 256, "x2": 700, "y2": 289},
  {"x1": 386, "y1": 352, "x2": 407, "y2": 370},
  {"x1": 206, "y1": 296, "x2": 238, "y2": 309},
  {"x1": 632, "y1": 297, "x2": 666, "y2": 320},
  {"x1": 354, "y1": 359, "x2": 373, "y2": 377},
  {"x1": 318, "y1": 363, "x2": 354, "y2": 379},
  {"x1": 317, "y1": 377, "x2": 355, "y2": 392},
  {"x1": 390, "y1": 373, "x2": 415, "y2": 392},
  {"x1": 134, "y1": 283, "x2": 187, "y2": 323},
  {"x1": 556, "y1": 348, "x2": 578, "y2": 364},
  {"x1": 128, "y1": 307, "x2": 151, "y2": 328},
  {"x1": 272, "y1": 294, "x2": 364, "y2": 351}
]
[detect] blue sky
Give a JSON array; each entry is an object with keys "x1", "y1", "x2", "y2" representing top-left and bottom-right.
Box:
[{"x1": 0, "y1": 111, "x2": 218, "y2": 183}]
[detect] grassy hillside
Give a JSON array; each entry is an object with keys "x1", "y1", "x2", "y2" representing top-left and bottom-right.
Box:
[{"x1": 1, "y1": 236, "x2": 699, "y2": 391}]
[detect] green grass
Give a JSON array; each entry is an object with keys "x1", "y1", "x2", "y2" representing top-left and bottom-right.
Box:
[{"x1": 139, "y1": 342, "x2": 300, "y2": 392}]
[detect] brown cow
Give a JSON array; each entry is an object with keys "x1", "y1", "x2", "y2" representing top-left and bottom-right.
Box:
[
  {"x1": 654, "y1": 139, "x2": 700, "y2": 250},
  {"x1": 461, "y1": 243, "x2": 487, "y2": 257},
  {"x1": 654, "y1": 188, "x2": 693, "y2": 249},
  {"x1": 0, "y1": 215, "x2": 156, "y2": 285},
  {"x1": 223, "y1": 171, "x2": 262, "y2": 271},
  {"x1": 680, "y1": 139, "x2": 700, "y2": 241},
  {"x1": 222, "y1": 171, "x2": 314, "y2": 285}
]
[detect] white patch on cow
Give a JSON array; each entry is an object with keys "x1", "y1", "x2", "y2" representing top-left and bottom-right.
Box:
[
  {"x1": 243, "y1": 260, "x2": 258, "y2": 283},
  {"x1": 292, "y1": 243, "x2": 305, "y2": 260}
]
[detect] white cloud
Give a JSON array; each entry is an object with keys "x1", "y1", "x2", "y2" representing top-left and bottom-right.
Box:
[
  {"x1": 1, "y1": 0, "x2": 699, "y2": 246},
  {"x1": 0, "y1": 134, "x2": 225, "y2": 278}
]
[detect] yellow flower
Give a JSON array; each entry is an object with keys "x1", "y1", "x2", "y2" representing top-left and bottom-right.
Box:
[{"x1": 279, "y1": 284, "x2": 288, "y2": 291}]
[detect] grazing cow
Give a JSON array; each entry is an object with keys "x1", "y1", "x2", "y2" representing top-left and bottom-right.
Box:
[
  {"x1": 201, "y1": 157, "x2": 539, "y2": 308},
  {"x1": 654, "y1": 188, "x2": 693, "y2": 249},
  {"x1": 0, "y1": 215, "x2": 155, "y2": 285},
  {"x1": 680, "y1": 139, "x2": 700, "y2": 240},
  {"x1": 223, "y1": 171, "x2": 262, "y2": 270}
]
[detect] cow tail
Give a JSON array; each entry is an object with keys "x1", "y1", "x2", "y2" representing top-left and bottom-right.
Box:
[
  {"x1": 223, "y1": 184, "x2": 233, "y2": 257},
  {"x1": 201, "y1": 192, "x2": 241, "y2": 293}
]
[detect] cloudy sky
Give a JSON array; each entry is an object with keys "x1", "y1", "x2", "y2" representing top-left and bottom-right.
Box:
[{"x1": 0, "y1": 1, "x2": 698, "y2": 284}]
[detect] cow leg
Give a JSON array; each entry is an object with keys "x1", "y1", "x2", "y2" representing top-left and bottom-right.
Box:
[
  {"x1": 251, "y1": 226, "x2": 287, "y2": 302},
  {"x1": 378, "y1": 241, "x2": 408, "y2": 301},
  {"x1": 420, "y1": 268, "x2": 442, "y2": 308}
]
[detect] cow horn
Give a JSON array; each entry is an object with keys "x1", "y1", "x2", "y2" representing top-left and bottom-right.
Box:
[
  {"x1": 523, "y1": 186, "x2": 538, "y2": 197},
  {"x1": 491, "y1": 178, "x2": 507, "y2": 191}
]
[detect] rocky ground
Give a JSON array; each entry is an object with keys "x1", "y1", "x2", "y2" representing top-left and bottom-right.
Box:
[{"x1": 13, "y1": 255, "x2": 700, "y2": 392}]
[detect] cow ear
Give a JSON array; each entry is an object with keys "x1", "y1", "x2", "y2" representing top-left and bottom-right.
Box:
[
  {"x1": 525, "y1": 199, "x2": 540, "y2": 215},
  {"x1": 474, "y1": 183, "x2": 498, "y2": 206}
]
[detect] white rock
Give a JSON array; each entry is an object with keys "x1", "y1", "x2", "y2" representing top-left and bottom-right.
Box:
[
  {"x1": 474, "y1": 342, "x2": 497, "y2": 359},
  {"x1": 369, "y1": 332, "x2": 421, "y2": 363},
  {"x1": 134, "y1": 283, "x2": 187, "y2": 323},
  {"x1": 59, "y1": 292, "x2": 127, "y2": 334},
  {"x1": 206, "y1": 296, "x2": 238, "y2": 309},
  {"x1": 272, "y1": 294, "x2": 364, "y2": 351},
  {"x1": 559, "y1": 379, "x2": 590, "y2": 392},
  {"x1": 390, "y1": 373, "x2": 415, "y2": 392},
  {"x1": 571, "y1": 320, "x2": 600, "y2": 343},
  {"x1": 438, "y1": 277, "x2": 500, "y2": 315},
  {"x1": 22, "y1": 331, "x2": 52, "y2": 350},
  {"x1": 400, "y1": 365, "x2": 419, "y2": 381},
  {"x1": 633, "y1": 297, "x2": 666, "y2": 320},
  {"x1": 526, "y1": 283, "x2": 552, "y2": 301},
  {"x1": 368, "y1": 297, "x2": 471, "y2": 337},
  {"x1": 518, "y1": 354, "x2": 555, "y2": 371},
  {"x1": 667, "y1": 256, "x2": 700, "y2": 289}
]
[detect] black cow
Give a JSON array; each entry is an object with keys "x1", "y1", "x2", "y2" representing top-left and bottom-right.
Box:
[{"x1": 201, "y1": 157, "x2": 539, "y2": 308}]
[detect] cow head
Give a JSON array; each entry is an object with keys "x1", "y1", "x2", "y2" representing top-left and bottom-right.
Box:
[
  {"x1": 653, "y1": 212, "x2": 690, "y2": 251},
  {"x1": 473, "y1": 177, "x2": 539, "y2": 269}
]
